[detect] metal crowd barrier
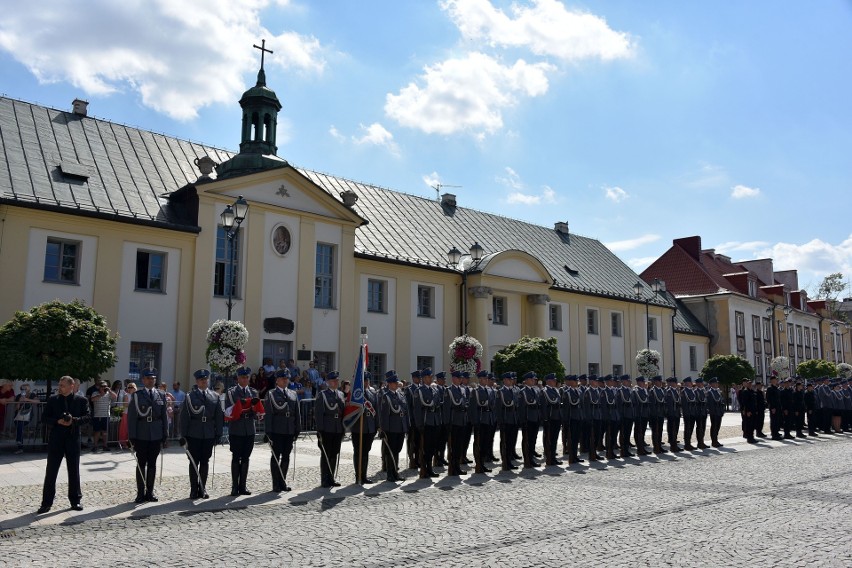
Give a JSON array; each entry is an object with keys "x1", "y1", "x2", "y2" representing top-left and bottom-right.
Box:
[{"x1": 1, "y1": 395, "x2": 320, "y2": 452}]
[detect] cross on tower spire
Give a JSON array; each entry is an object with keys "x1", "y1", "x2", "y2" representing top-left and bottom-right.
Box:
[{"x1": 253, "y1": 39, "x2": 273, "y2": 71}]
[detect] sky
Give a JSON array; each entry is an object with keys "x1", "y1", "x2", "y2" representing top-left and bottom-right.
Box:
[{"x1": 2, "y1": 0, "x2": 851, "y2": 294}]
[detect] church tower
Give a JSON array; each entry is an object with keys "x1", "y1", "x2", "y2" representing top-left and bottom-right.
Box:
[{"x1": 216, "y1": 40, "x2": 288, "y2": 180}]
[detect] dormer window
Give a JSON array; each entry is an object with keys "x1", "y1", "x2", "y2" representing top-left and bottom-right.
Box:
[{"x1": 748, "y1": 279, "x2": 758, "y2": 298}]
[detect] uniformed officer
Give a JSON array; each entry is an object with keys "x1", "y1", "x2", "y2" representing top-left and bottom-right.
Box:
[
  {"x1": 602, "y1": 375, "x2": 619, "y2": 460},
  {"x1": 540, "y1": 373, "x2": 562, "y2": 466},
  {"x1": 496, "y1": 372, "x2": 520, "y2": 470},
  {"x1": 37, "y1": 375, "x2": 89, "y2": 514},
  {"x1": 766, "y1": 376, "x2": 782, "y2": 440},
  {"x1": 649, "y1": 376, "x2": 667, "y2": 453},
  {"x1": 405, "y1": 371, "x2": 422, "y2": 469},
  {"x1": 560, "y1": 375, "x2": 583, "y2": 464},
  {"x1": 791, "y1": 380, "x2": 806, "y2": 438},
  {"x1": 664, "y1": 377, "x2": 683, "y2": 452},
  {"x1": 445, "y1": 371, "x2": 469, "y2": 476},
  {"x1": 225, "y1": 367, "x2": 264, "y2": 496},
  {"x1": 576, "y1": 374, "x2": 589, "y2": 454},
  {"x1": 694, "y1": 378, "x2": 709, "y2": 449},
  {"x1": 738, "y1": 379, "x2": 758, "y2": 443},
  {"x1": 617, "y1": 374, "x2": 635, "y2": 458},
  {"x1": 754, "y1": 381, "x2": 767, "y2": 438},
  {"x1": 351, "y1": 374, "x2": 377, "y2": 484},
  {"x1": 460, "y1": 371, "x2": 475, "y2": 464},
  {"x1": 264, "y1": 369, "x2": 300, "y2": 492},
  {"x1": 779, "y1": 379, "x2": 795, "y2": 439},
  {"x1": 681, "y1": 377, "x2": 697, "y2": 450},
  {"x1": 470, "y1": 370, "x2": 494, "y2": 473},
  {"x1": 803, "y1": 381, "x2": 819, "y2": 437},
  {"x1": 377, "y1": 372, "x2": 407, "y2": 482},
  {"x1": 413, "y1": 370, "x2": 441, "y2": 478},
  {"x1": 315, "y1": 371, "x2": 345, "y2": 488},
  {"x1": 706, "y1": 377, "x2": 726, "y2": 447},
  {"x1": 179, "y1": 369, "x2": 224, "y2": 499},
  {"x1": 631, "y1": 377, "x2": 651, "y2": 455},
  {"x1": 518, "y1": 371, "x2": 541, "y2": 468},
  {"x1": 431, "y1": 370, "x2": 449, "y2": 467},
  {"x1": 582, "y1": 376, "x2": 603, "y2": 461},
  {"x1": 485, "y1": 372, "x2": 500, "y2": 463},
  {"x1": 128, "y1": 369, "x2": 169, "y2": 503}
]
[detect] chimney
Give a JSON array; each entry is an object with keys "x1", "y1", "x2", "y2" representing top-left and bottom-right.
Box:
[
  {"x1": 441, "y1": 193, "x2": 456, "y2": 208},
  {"x1": 72, "y1": 99, "x2": 89, "y2": 117},
  {"x1": 674, "y1": 236, "x2": 701, "y2": 261},
  {"x1": 554, "y1": 221, "x2": 570, "y2": 236}
]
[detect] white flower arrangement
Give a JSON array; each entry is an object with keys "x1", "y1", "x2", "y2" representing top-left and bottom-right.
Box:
[
  {"x1": 770, "y1": 356, "x2": 790, "y2": 380},
  {"x1": 448, "y1": 335, "x2": 483, "y2": 375},
  {"x1": 635, "y1": 349, "x2": 661, "y2": 379},
  {"x1": 838, "y1": 362, "x2": 852, "y2": 379},
  {"x1": 206, "y1": 319, "x2": 249, "y2": 374}
]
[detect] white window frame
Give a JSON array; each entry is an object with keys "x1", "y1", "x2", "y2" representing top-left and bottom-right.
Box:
[
  {"x1": 44, "y1": 237, "x2": 81, "y2": 285},
  {"x1": 417, "y1": 285, "x2": 435, "y2": 318},
  {"x1": 586, "y1": 309, "x2": 599, "y2": 335}
]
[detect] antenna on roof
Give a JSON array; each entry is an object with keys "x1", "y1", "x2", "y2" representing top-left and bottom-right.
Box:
[{"x1": 431, "y1": 183, "x2": 461, "y2": 201}]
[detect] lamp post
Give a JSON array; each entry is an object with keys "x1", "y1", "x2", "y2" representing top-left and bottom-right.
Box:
[
  {"x1": 447, "y1": 242, "x2": 485, "y2": 336},
  {"x1": 766, "y1": 305, "x2": 777, "y2": 358},
  {"x1": 634, "y1": 278, "x2": 663, "y2": 350},
  {"x1": 220, "y1": 195, "x2": 249, "y2": 320},
  {"x1": 831, "y1": 323, "x2": 839, "y2": 363},
  {"x1": 782, "y1": 305, "x2": 793, "y2": 370}
]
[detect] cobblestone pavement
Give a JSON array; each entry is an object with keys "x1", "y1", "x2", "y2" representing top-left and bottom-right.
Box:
[{"x1": 0, "y1": 429, "x2": 850, "y2": 567}]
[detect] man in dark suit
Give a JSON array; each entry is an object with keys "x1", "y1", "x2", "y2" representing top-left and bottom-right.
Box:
[{"x1": 37, "y1": 376, "x2": 90, "y2": 514}]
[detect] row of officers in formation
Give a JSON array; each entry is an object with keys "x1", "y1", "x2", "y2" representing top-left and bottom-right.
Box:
[
  {"x1": 735, "y1": 375, "x2": 852, "y2": 443},
  {"x1": 36, "y1": 367, "x2": 852, "y2": 512}
]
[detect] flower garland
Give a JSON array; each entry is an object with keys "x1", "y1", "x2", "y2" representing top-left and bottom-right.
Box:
[
  {"x1": 205, "y1": 319, "x2": 249, "y2": 375},
  {"x1": 838, "y1": 362, "x2": 852, "y2": 379},
  {"x1": 448, "y1": 334, "x2": 483, "y2": 375},
  {"x1": 635, "y1": 349, "x2": 660, "y2": 379},
  {"x1": 770, "y1": 356, "x2": 790, "y2": 380}
]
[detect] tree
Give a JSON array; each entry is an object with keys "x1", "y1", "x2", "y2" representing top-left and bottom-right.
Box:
[
  {"x1": 699, "y1": 354, "x2": 755, "y2": 387},
  {"x1": 492, "y1": 336, "x2": 565, "y2": 378},
  {"x1": 816, "y1": 272, "x2": 848, "y2": 322},
  {"x1": 0, "y1": 300, "x2": 118, "y2": 392},
  {"x1": 796, "y1": 359, "x2": 837, "y2": 379}
]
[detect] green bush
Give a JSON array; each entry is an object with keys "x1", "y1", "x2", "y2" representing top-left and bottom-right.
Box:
[
  {"x1": 796, "y1": 359, "x2": 837, "y2": 379},
  {"x1": 492, "y1": 336, "x2": 565, "y2": 378},
  {"x1": 699, "y1": 354, "x2": 755, "y2": 387}
]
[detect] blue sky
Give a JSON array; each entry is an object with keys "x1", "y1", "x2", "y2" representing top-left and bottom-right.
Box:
[{"x1": 2, "y1": 0, "x2": 851, "y2": 293}]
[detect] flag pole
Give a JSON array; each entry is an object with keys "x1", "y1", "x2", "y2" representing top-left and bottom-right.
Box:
[{"x1": 357, "y1": 329, "x2": 367, "y2": 485}]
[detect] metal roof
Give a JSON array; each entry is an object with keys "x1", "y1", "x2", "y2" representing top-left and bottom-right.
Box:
[{"x1": 0, "y1": 95, "x2": 706, "y2": 335}]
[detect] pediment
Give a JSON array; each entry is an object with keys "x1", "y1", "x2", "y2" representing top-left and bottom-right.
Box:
[
  {"x1": 477, "y1": 250, "x2": 553, "y2": 284},
  {"x1": 199, "y1": 167, "x2": 364, "y2": 225}
]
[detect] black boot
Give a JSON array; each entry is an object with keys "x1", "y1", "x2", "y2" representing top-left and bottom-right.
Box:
[
  {"x1": 231, "y1": 461, "x2": 241, "y2": 496},
  {"x1": 189, "y1": 462, "x2": 199, "y2": 499},
  {"x1": 134, "y1": 469, "x2": 146, "y2": 504},
  {"x1": 145, "y1": 467, "x2": 158, "y2": 502},
  {"x1": 199, "y1": 462, "x2": 210, "y2": 499},
  {"x1": 239, "y1": 460, "x2": 252, "y2": 495}
]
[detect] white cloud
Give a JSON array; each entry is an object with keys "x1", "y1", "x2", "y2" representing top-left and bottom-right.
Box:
[
  {"x1": 506, "y1": 186, "x2": 557, "y2": 205},
  {"x1": 384, "y1": 52, "x2": 553, "y2": 136},
  {"x1": 626, "y1": 256, "x2": 658, "y2": 272},
  {"x1": 423, "y1": 171, "x2": 442, "y2": 189},
  {"x1": 352, "y1": 122, "x2": 400, "y2": 156},
  {"x1": 680, "y1": 162, "x2": 729, "y2": 190},
  {"x1": 604, "y1": 234, "x2": 660, "y2": 252},
  {"x1": 731, "y1": 184, "x2": 761, "y2": 199},
  {"x1": 497, "y1": 167, "x2": 557, "y2": 205},
  {"x1": 714, "y1": 240, "x2": 770, "y2": 255},
  {"x1": 603, "y1": 185, "x2": 629, "y2": 203},
  {"x1": 329, "y1": 125, "x2": 345, "y2": 142},
  {"x1": 441, "y1": 0, "x2": 634, "y2": 61},
  {"x1": 0, "y1": 0, "x2": 326, "y2": 120}
]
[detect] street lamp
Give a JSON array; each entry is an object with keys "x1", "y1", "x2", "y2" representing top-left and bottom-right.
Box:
[
  {"x1": 447, "y1": 242, "x2": 485, "y2": 335},
  {"x1": 220, "y1": 195, "x2": 249, "y2": 320},
  {"x1": 831, "y1": 323, "x2": 840, "y2": 363},
  {"x1": 634, "y1": 278, "x2": 663, "y2": 349}
]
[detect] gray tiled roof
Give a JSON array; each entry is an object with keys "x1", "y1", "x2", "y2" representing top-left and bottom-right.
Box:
[
  {"x1": 0, "y1": 96, "x2": 231, "y2": 230},
  {"x1": 0, "y1": 96, "x2": 704, "y2": 336},
  {"x1": 301, "y1": 169, "x2": 674, "y2": 306}
]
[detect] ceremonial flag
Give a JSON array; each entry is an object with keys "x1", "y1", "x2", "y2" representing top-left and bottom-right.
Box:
[{"x1": 343, "y1": 344, "x2": 366, "y2": 432}]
